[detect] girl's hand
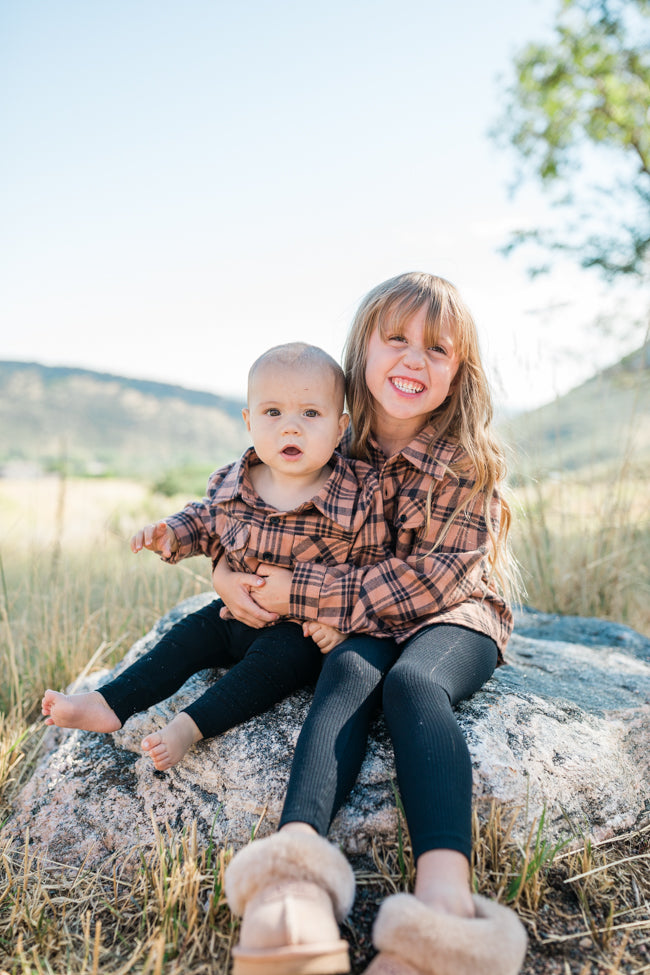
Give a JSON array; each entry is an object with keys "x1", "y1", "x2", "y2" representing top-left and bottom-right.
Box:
[
  {"x1": 211, "y1": 557, "x2": 279, "y2": 628},
  {"x1": 130, "y1": 521, "x2": 178, "y2": 559},
  {"x1": 303, "y1": 621, "x2": 346, "y2": 654},
  {"x1": 253, "y1": 564, "x2": 293, "y2": 616}
]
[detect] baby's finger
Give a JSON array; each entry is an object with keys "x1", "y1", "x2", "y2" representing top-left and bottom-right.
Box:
[{"x1": 130, "y1": 529, "x2": 145, "y2": 553}]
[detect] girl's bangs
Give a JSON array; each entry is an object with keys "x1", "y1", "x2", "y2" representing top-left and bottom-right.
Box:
[{"x1": 376, "y1": 292, "x2": 469, "y2": 359}]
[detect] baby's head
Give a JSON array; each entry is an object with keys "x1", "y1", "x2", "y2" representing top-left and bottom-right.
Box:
[
  {"x1": 244, "y1": 343, "x2": 348, "y2": 475},
  {"x1": 247, "y1": 343, "x2": 345, "y2": 411}
]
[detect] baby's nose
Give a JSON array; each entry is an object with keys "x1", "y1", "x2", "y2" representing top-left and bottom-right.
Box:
[{"x1": 282, "y1": 414, "x2": 302, "y2": 432}]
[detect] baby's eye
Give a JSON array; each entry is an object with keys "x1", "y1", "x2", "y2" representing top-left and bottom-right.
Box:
[
  {"x1": 264, "y1": 408, "x2": 281, "y2": 416},
  {"x1": 304, "y1": 409, "x2": 320, "y2": 418}
]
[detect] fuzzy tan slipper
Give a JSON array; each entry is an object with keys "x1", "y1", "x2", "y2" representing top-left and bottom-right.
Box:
[
  {"x1": 364, "y1": 893, "x2": 527, "y2": 975},
  {"x1": 362, "y1": 953, "x2": 420, "y2": 975},
  {"x1": 225, "y1": 831, "x2": 355, "y2": 975}
]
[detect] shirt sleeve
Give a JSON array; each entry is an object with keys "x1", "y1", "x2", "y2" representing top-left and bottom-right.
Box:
[
  {"x1": 321, "y1": 476, "x2": 396, "y2": 637},
  {"x1": 289, "y1": 470, "x2": 499, "y2": 639},
  {"x1": 160, "y1": 468, "x2": 227, "y2": 565}
]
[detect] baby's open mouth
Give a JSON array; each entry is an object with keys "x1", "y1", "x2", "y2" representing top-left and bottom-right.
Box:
[
  {"x1": 391, "y1": 377, "x2": 426, "y2": 394},
  {"x1": 281, "y1": 446, "x2": 302, "y2": 456}
]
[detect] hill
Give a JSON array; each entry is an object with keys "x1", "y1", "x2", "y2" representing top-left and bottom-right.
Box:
[
  {"x1": 0, "y1": 361, "x2": 250, "y2": 485},
  {"x1": 502, "y1": 344, "x2": 650, "y2": 480}
]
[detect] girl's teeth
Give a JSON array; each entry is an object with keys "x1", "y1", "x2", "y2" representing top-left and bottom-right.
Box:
[{"x1": 392, "y1": 378, "x2": 425, "y2": 394}]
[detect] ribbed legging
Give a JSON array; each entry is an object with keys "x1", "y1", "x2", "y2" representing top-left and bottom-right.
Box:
[
  {"x1": 98, "y1": 599, "x2": 323, "y2": 738},
  {"x1": 279, "y1": 624, "x2": 498, "y2": 862}
]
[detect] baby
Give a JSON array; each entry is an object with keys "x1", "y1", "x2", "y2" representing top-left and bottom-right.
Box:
[{"x1": 42, "y1": 342, "x2": 391, "y2": 770}]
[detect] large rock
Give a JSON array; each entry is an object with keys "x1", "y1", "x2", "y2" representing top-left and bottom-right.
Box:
[{"x1": 3, "y1": 595, "x2": 649, "y2": 866}]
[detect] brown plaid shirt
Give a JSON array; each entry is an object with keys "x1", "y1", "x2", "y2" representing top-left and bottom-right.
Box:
[
  {"x1": 163, "y1": 446, "x2": 393, "y2": 636},
  {"x1": 289, "y1": 424, "x2": 513, "y2": 656}
]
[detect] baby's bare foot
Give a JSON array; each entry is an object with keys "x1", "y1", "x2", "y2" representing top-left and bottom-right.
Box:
[
  {"x1": 141, "y1": 713, "x2": 203, "y2": 771},
  {"x1": 41, "y1": 689, "x2": 122, "y2": 733}
]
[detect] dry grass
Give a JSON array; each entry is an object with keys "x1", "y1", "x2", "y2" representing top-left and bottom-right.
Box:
[
  {"x1": 0, "y1": 475, "x2": 648, "y2": 973},
  {"x1": 510, "y1": 467, "x2": 650, "y2": 638},
  {"x1": 0, "y1": 821, "x2": 235, "y2": 974},
  {"x1": 0, "y1": 476, "x2": 211, "y2": 721}
]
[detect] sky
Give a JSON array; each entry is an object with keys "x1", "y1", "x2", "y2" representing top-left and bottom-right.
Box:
[{"x1": 1, "y1": 0, "x2": 645, "y2": 413}]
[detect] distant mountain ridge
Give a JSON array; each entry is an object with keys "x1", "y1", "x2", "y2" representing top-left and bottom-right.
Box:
[
  {"x1": 0, "y1": 360, "x2": 245, "y2": 417},
  {"x1": 0, "y1": 360, "x2": 250, "y2": 482}
]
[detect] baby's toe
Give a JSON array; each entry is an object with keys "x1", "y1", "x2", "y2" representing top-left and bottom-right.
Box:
[{"x1": 142, "y1": 733, "x2": 162, "y2": 752}]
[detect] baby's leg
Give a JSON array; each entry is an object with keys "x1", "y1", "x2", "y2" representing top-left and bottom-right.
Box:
[
  {"x1": 141, "y1": 713, "x2": 203, "y2": 771},
  {"x1": 97, "y1": 600, "x2": 243, "y2": 726},
  {"x1": 138, "y1": 622, "x2": 323, "y2": 770},
  {"x1": 41, "y1": 689, "x2": 121, "y2": 732},
  {"x1": 181, "y1": 622, "x2": 323, "y2": 739}
]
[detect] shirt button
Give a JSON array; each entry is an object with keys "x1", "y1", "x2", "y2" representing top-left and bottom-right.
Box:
[{"x1": 263, "y1": 551, "x2": 273, "y2": 560}]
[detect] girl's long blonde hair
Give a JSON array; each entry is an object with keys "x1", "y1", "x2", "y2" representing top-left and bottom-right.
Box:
[{"x1": 344, "y1": 271, "x2": 517, "y2": 600}]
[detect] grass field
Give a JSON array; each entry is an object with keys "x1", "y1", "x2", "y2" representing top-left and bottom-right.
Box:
[
  {"x1": 510, "y1": 469, "x2": 650, "y2": 639},
  {"x1": 0, "y1": 474, "x2": 648, "y2": 973}
]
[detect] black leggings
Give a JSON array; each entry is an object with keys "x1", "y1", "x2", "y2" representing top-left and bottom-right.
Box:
[
  {"x1": 99, "y1": 600, "x2": 323, "y2": 739},
  {"x1": 279, "y1": 624, "x2": 498, "y2": 862}
]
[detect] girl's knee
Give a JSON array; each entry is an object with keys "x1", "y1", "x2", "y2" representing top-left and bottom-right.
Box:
[
  {"x1": 324, "y1": 636, "x2": 397, "y2": 682},
  {"x1": 383, "y1": 661, "x2": 450, "y2": 711}
]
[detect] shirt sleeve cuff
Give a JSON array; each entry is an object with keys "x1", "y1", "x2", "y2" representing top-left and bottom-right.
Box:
[
  {"x1": 289, "y1": 561, "x2": 328, "y2": 619},
  {"x1": 160, "y1": 511, "x2": 198, "y2": 563}
]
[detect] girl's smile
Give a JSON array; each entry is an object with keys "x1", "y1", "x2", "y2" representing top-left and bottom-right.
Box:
[
  {"x1": 390, "y1": 376, "x2": 426, "y2": 395},
  {"x1": 364, "y1": 305, "x2": 460, "y2": 442}
]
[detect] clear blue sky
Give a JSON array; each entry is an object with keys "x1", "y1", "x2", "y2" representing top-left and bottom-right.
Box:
[{"x1": 1, "y1": 0, "x2": 641, "y2": 411}]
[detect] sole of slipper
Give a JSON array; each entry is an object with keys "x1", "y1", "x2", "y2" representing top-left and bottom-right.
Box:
[{"x1": 232, "y1": 941, "x2": 350, "y2": 975}]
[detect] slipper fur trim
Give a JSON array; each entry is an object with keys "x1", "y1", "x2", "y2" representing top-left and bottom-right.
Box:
[
  {"x1": 372, "y1": 893, "x2": 527, "y2": 975},
  {"x1": 225, "y1": 832, "x2": 355, "y2": 921},
  {"x1": 362, "y1": 953, "x2": 420, "y2": 975}
]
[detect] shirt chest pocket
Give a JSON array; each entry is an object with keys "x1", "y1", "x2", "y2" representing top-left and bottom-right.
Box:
[
  {"x1": 393, "y1": 495, "x2": 426, "y2": 560},
  {"x1": 219, "y1": 518, "x2": 251, "y2": 556},
  {"x1": 291, "y1": 534, "x2": 351, "y2": 565}
]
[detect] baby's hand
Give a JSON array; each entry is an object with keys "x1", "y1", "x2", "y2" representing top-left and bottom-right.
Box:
[
  {"x1": 303, "y1": 621, "x2": 346, "y2": 654},
  {"x1": 130, "y1": 521, "x2": 178, "y2": 559}
]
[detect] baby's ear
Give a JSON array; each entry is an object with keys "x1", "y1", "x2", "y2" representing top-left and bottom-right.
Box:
[
  {"x1": 338, "y1": 412, "x2": 350, "y2": 440},
  {"x1": 242, "y1": 408, "x2": 251, "y2": 432}
]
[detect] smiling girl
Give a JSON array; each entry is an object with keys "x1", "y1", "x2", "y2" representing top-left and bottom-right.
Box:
[{"x1": 219, "y1": 273, "x2": 527, "y2": 975}]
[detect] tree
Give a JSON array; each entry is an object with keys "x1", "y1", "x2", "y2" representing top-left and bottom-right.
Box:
[{"x1": 495, "y1": 0, "x2": 650, "y2": 280}]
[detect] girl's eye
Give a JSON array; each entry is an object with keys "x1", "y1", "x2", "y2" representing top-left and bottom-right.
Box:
[
  {"x1": 428, "y1": 345, "x2": 447, "y2": 355},
  {"x1": 387, "y1": 334, "x2": 406, "y2": 343}
]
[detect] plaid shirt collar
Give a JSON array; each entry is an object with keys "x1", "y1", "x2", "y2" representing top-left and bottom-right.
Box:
[
  {"x1": 365, "y1": 422, "x2": 459, "y2": 480},
  {"x1": 213, "y1": 446, "x2": 367, "y2": 532}
]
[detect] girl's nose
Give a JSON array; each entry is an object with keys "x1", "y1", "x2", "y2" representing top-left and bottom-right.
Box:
[{"x1": 402, "y1": 344, "x2": 426, "y2": 368}]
